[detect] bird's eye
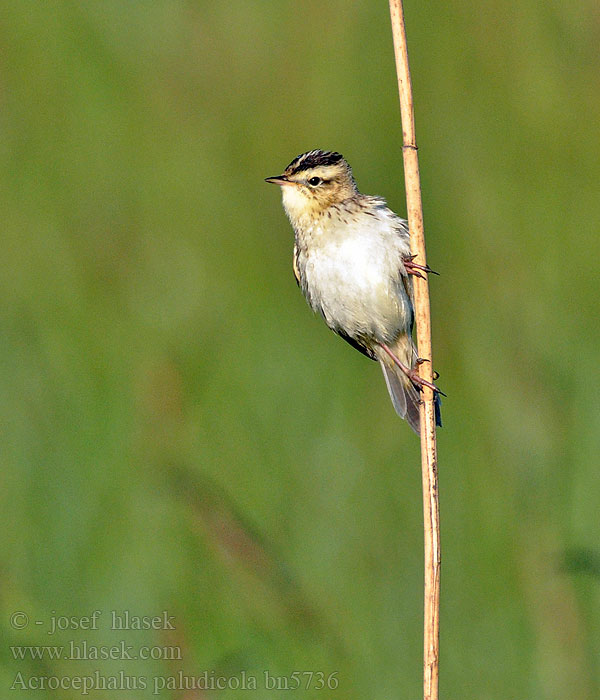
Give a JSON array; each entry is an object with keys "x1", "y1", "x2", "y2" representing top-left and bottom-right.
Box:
[{"x1": 308, "y1": 176, "x2": 321, "y2": 186}]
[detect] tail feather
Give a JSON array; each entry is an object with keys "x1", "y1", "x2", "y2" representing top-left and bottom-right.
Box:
[
  {"x1": 379, "y1": 361, "x2": 422, "y2": 434},
  {"x1": 377, "y1": 333, "x2": 443, "y2": 434}
]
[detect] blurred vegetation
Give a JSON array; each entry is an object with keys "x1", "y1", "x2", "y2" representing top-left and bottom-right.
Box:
[{"x1": 1, "y1": 1, "x2": 599, "y2": 698}]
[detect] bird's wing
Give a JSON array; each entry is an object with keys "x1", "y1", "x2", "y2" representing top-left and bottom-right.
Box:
[
  {"x1": 292, "y1": 243, "x2": 301, "y2": 287},
  {"x1": 401, "y1": 270, "x2": 415, "y2": 311},
  {"x1": 335, "y1": 329, "x2": 377, "y2": 361},
  {"x1": 390, "y1": 216, "x2": 416, "y2": 308}
]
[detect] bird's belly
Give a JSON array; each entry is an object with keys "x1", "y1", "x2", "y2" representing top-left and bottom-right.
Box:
[{"x1": 301, "y1": 239, "x2": 411, "y2": 342}]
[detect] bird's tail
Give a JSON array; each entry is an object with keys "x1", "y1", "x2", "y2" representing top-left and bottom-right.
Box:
[{"x1": 377, "y1": 335, "x2": 442, "y2": 435}]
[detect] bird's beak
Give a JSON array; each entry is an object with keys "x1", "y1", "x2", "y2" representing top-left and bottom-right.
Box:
[{"x1": 264, "y1": 175, "x2": 293, "y2": 186}]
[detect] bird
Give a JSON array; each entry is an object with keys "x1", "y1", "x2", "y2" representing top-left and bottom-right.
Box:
[{"x1": 265, "y1": 149, "x2": 441, "y2": 434}]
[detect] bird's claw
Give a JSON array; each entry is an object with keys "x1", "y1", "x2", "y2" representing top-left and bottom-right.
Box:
[
  {"x1": 407, "y1": 368, "x2": 447, "y2": 397},
  {"x1": 403, "y1": 254, "x2": 439, "y2": 277},
  {"x1": 380, "y1": 343, "x2": 446, "y2": 397}
]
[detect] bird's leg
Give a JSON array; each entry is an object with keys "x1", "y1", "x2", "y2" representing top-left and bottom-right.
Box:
[
  {"x1": 403, "y1": 254, "x2": 439, "y2": 278},
  {"x1": 379, "y1": 343, "x2": 446, "y2": 396}
]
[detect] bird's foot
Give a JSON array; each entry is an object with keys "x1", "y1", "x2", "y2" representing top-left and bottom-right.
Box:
[
  {"x1": 380, "y1": 344, "x2": 446, "y2": 397},
  {"x1": 403, "y1": 255, "x2": 439, "y2": 278},
  {"x1": 404, "y1": 366, "x2": 446, "y2": 396},
  {"x1": 416, "y1": 359, "x2": 440, "y2": 380}
]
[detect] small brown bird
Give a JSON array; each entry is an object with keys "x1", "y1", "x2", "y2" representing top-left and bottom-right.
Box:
[{"x1": 266, "y1": 149, "x2": 441, "y2": 434}]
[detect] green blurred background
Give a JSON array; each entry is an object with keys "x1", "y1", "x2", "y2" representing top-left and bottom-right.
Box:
[{"x1": 2, "y1": 1, "x2": 599, "y2": 698}]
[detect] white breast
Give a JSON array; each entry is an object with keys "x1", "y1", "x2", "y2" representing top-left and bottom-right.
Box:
[{"x1": 297, "y1": 209, "x2": 413, "y2": 342}]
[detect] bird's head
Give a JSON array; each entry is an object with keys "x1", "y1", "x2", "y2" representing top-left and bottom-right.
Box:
[{"x1": 265, "y1": 150, "x2": 358, "y2": 221}]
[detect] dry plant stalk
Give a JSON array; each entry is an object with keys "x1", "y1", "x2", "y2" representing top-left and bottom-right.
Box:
[{"x1": 388, "y1": 1, "x2": 441, "y2": 699}]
